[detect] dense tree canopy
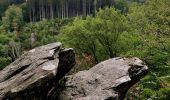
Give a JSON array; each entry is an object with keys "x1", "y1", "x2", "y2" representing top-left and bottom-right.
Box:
[
  {"x1": 60, "y1": 8, "x2": 126, "y2": 63},
  {"x1": 2, "y1": 5, "x2": 24, "y2": 32},
  {"x1": 0, "y1": 0, "x2": 25, "y2": 19}
]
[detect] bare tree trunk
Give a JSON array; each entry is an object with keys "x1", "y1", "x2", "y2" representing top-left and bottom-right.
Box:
[
  {"x1": 88, "y1": 0, "x2": 91, "y2": 15},
  {"x1": 50, "y1": 3, "x2": 54, "y2": 19},
  {"x1": 26, "y1": 0, "x2": 115, "y2": 21},
  {"x1": 32, "y1": 6, "x2": 35, "y2": 22},
  {"x1": 29, "y1": 8, "x2": 32, "y2": 22},
  {"x1": 66, "y1": 0, "x2": 69, "y2": 18},
  {"x1": 83, "y1": 0, "x2": 86, "y2": 16}
]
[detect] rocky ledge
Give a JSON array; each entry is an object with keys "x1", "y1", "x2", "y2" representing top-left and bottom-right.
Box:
[
  {"x1": 0, "y1": 42, "x2": 75, "y2": 100},
  {"x1": 0, "y1": 42, "x2": 148, "y2": 100},
  {"x1": 59, "y1": 57, "x2": 148, "y2": 100}
]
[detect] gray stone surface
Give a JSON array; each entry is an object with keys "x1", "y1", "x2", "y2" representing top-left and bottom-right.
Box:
[
  {"x1": 0, "y1": 42, "x2": 75, "y2": 100},
  {"x1": 0, "y1": 42, "x2": 148, "y2": 100},
  {"x1": 60, "y1": 57, "x2": 148, "y2": 100}
]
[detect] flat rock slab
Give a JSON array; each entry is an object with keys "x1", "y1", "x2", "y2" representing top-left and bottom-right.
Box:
[
  {"x1": 60, "y1": 57, "x2": 148, "y2": 100},
  {"x1": 0, "y1": 42, "x2": 75, "y2": 100}
]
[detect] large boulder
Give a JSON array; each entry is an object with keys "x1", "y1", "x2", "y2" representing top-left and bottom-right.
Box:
[
  {"x1": 0, "y1": 42, "x2": 75, "y2": 100},
  {"x1": 0, "y1": 42, "x2": 148, "y2": 100},
  {"x1": 59, "y1": 57, "x2": 148, "y2": 100}
]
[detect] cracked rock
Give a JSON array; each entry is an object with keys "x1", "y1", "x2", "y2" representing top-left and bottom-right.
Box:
[
  {"x1": 0, "y1": 42, "x2": 75, "y2": 100},
  {"x1": 0, "y1": 42, "x2": 148, "y2": 100},
  {"x1": 59, "y1": 57, "x2": 148, "y2": 100}
]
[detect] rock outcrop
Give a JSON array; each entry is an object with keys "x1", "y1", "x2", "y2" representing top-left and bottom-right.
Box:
[
  {"x1": 59, "y1": 57, "x2": 148, "y2": 100},
  {"x1": 0, "y1": 42, "x2": 75, "y2": 100},
  {"x1": 0, "y1": 42, "x2": 148, "y2": 100}
]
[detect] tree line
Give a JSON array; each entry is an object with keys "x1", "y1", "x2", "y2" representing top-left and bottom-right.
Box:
[{"x1": 26, "y1": 0, "x2": 114, "y2": 22}]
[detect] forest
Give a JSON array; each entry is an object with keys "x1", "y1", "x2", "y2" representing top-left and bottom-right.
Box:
[{"x1": 0, "y1": 0, "x2": 169, "y2": 99}]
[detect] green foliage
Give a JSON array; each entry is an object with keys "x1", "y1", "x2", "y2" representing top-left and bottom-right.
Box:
[
  {"x1": 124, "y1": 0, "x2": 170, "y2": 99},
  {"x1": 0, "y1": 20, "x2": 2, "y2": 26},
  {"x1": 95, "y1": 8, "x2": 127, "y2": 57},
  {"x1": 7, "y1": 41, "x2": 22, "y2": 61},
  {"x1": 59, "y1": 8, "x2": 127, "y2": 63},
  {"x1": 20, "y1": 19, "x2": 71, "y2": 49},
  {"x1": 114, "y1": 0, "x2": 129, "y2": 13},
  {"x1": 0, "y1": 34, "x2": 15, "y2": 69},
  {"x1": 128, "y1": 0, "x2": 170, "y2": 35},
  {"x1": 2, "y1": 5, "x2": 24, "y2": 32},
  {"x1": 59, "y1": 17, "x2": 101, "y2": 62},
  {"x1": 0, "y1": 34, "x2": 13, "y2": 44},
  {"x1": 0, "y1": 57, "x2": 12, "y2": 70},
  {"x1": 0, "y1": 0, "x2": 10, "y2": 19},
  {"x1": 60, "y1": 1, "x2": 170, "y2": 99}
]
